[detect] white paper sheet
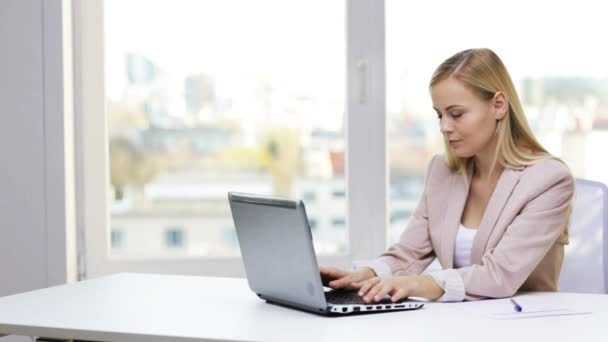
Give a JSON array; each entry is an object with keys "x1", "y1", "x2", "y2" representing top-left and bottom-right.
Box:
[{"x1": 460, "y1": 296, "x2": 592, "y2": 320}]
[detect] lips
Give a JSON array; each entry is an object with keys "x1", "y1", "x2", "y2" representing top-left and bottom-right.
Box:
[{"x1": 448, "y1": 139, "x2": 462, "y2": 146}]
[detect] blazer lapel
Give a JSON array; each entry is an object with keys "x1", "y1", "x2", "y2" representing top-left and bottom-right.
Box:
[
  {"x1": 470, "y1": 167, "x2": 523, "y2": 264},
  {"x1": 441, "y1": 163, "x2": 473, "y2": 269}
]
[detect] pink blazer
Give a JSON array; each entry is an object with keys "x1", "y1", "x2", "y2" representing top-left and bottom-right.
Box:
[{"x1": 378, "y1": 155, "x2": 574, "y2": 300}]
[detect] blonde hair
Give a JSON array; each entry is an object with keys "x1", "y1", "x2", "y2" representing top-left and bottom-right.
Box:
[{"x1": 430, "y1": 48, "x2": 550, "y2": 176}]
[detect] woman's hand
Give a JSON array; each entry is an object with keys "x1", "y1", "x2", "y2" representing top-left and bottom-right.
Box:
[
  {"x1": 319, "y1": 266, "x2": 376, "y2": 290},
  {"x1": 352, "y1": 275, "x2": 445, "y2": 302}
]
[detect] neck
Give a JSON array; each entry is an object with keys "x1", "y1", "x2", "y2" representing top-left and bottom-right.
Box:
[
  {"x1": 473, "y1": 139, "x2": 503, "y2": 182},
  {"x1": 474, "y1": 158, "x2": 503, "y2": 181}
]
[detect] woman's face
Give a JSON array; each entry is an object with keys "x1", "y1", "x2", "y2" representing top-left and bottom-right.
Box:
[{"x1": 431, "y1": 78, "x2": 504, "y2": 159}]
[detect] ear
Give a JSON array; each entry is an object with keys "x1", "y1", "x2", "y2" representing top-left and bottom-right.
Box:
[{"x1": 492, "y1": 91, "x2": 508, "y2": 120}]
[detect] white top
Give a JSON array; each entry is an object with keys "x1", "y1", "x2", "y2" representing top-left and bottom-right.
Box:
[
  {"x1": 428, "y1": 224, "x2": 477, "y2": 301},
  {"x1": 0, "y1": 273, "x2": 604, "y2": 342},
  {"x1": 453, "y1": 224, "x2": 477, "y2": 268},
  {"x1": 427, "y1": 224, "x2": 476, "y2": 302}
]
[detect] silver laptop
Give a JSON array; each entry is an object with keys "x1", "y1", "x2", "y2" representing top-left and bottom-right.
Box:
[{"x1": 228, "y1": 192, "x2": 424, "y2": 316}]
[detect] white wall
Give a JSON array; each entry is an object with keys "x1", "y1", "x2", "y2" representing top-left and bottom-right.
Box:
[
  {"x1": 0, "y1": 0, "x2": 75, "y2": 314},
  {"x1": 0, "y1": 0, "x2": 48, "y2": 298}
]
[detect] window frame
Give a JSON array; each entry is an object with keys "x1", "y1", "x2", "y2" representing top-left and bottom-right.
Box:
[{"x1": 73, "y1": 0, "x2": 387, "y2": 278}]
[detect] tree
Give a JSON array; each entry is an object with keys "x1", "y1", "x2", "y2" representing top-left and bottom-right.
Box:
[
  {"x1": 257, "y1": 127, "x2": 301, "y2": 197},
  {"x1": 109, "y1": 137, "x2": 166, "y2": 200}
]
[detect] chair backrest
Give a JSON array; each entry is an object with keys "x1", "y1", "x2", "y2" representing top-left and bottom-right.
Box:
[{"x1": 558, "y1": 178, "x2": 608, "y2": 293}]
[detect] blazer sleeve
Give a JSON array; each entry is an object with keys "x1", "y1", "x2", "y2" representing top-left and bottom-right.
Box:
[
  {"x1": 456, "y1": 162, "x2": 574, "y2": 300},
  {"x1": 373, "y1": 155, "x2": 438, "y2": 276}
]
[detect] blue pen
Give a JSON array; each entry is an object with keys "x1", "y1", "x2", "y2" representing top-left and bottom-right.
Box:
[{"x1": 510, "y1": 298, "x2": 523, "y2": 312}]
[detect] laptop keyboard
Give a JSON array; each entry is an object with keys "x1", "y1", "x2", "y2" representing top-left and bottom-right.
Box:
[{"x1": 325, "y1": 290, "x2": 394, "y2": 305}]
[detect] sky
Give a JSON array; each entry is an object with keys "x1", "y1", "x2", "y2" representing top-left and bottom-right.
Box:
[
  {"x1": 104, "y1": 0, "x2": 608, "y2": 122},
  {"x1": 104, "y1": 0, "x2": 344, "y2": 100}
]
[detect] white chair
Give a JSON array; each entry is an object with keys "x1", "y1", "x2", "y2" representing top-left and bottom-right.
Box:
[{"x1": 558, "y1": 178, "x2": 608, "y2": 293}]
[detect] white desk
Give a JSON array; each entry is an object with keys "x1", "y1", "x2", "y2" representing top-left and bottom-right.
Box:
[{"x1": 0, "y1": 273, "x2": 606, "y2": 342}]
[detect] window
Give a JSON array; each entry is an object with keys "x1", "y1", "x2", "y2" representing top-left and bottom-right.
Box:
[
  {"x1": 223, "y1": 227, "x2": 239, "y2": 248},
  {"x1": 309, "y1": 218, "x2": 318, "y2": 230},
  {"x1": 331, "y1": 190, "x2": 346, "y2": 198},
  {"x1": 77, "y1": 0, "x2": 386, "y2": 277},
  {"x1": 389, "y1": 210, "x2": 412, "y2": 224},
  {"x1": 111, "y1": 229, "x2": 125, "y2": 249},
  {"x1": 302, "y1": 191, "x2": 317, "y2": 202},
  {"x1": 165, "y1": 228, "x2": 185, "y2": 248},
  {"x1": 104, "y1": 0, "x2": 347, "y2": 257},
  {"x1": 386, "y1": 0, "x2": 608, "y2": 245},
  {"x1": 331, "y1": 218, "x2": 346, "y2": 227},
  {"x1": 75, "y1": 0, "x2": 608, "y2": 278}
]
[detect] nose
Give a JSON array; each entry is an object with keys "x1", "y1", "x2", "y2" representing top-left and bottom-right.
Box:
[{"x1": 439, "y1": 117, "x2": 454, "y2": 134}]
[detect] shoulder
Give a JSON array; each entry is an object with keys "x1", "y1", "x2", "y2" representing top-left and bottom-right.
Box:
[
  {"x1": 425, "y1": 154, "x2": 452, "y2": 178},
  {"x1": 422, "y1": 154, "x2": 457, "y2": 190},
  {"x1": 517, "y1": 157, "x2": 574, "y2": 199},
  {"x1": 519, "y1": 157, "x2": 572, "y2": 183}
]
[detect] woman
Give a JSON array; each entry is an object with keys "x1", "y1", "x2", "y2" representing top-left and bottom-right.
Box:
[{"x1": 321, "y1": 48, "x2": 574, "y2": 302}]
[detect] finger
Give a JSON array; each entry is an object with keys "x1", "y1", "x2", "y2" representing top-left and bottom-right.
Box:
[
  {"x1": 329, "y1": 275, "x2": 352, "y2": 289},
  {"x1": 319, "y1": 266, "x2": 334, "y2": 276},
  {"x1": 364, "y1": 282, "x2": 383, "y2": 303},
  {"x1": 322, "y1": 267, "x2": 351, "y2": 287},
  {"x1": 391, "y1": 288, "x2": 408, "y2": 302},
  {"x1": 350, "y1": 281, "x2": 363, "y2": 289},
  {"x1": 364, "y1": 280, "x2": 384, "y2": 303},
  {"x1": 320, "y1": 268, "x2": 336, "y2": 286},
  {"x1": 320, "y1": 267, "x2": 348, "y2": 279},
  {"x1": 357, "y1": 277, "x2": 380, "y2": 297},
  {"x1": 374, "y1": 284, "x2": 393, "y2": 302}
]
